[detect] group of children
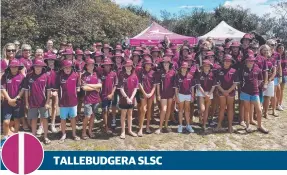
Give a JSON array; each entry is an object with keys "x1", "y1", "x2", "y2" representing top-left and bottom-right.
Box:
[{"x1": 1, "y1": 34, "x2": 286, "y2": 145}]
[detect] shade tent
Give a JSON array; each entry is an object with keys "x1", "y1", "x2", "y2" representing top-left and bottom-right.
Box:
[
  {"x1": 199, "y1": 21, "x2": 246, "y2": 44},
  {"x1": 130, "y1": 22, "x2": 197, "y2": 46}
]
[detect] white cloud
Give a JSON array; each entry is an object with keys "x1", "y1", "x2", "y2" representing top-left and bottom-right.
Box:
[
  {"x1": 223, "y1": 0, "x2": 277, "y2": 17},
  {"x1": 112, "y1": 0, "x2": 143, "y2": 6},
  {"x1": 179, "y1": 5, "x2": 204, "y2": 9}
]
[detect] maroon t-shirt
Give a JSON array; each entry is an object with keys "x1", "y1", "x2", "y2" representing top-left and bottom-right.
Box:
[
  {"x1": 117, "y1": 72, "x2": 139, "y2": 105},
  {"x1": 255, "y1": 55, "x2": 266, "y2": 70},
  {"x1": 281, "y1": 54, "x2": 287, "y2": 76},
  {"x1": 99, "y1": 70, "x2": 118, "y2": 101},
  {"x1": 55, "y1": 72, "x2": 80, "y2": 107},
  {"x1": 23, "y1": 73, "x2": 50, "y2": 108},
  {"x1": 46, "y1": 69, "x2": 58, "y2": 90},
  {"x1": 81, "y1": 72, "x2": 101, "y2": 104},
  {"x1": 240, "y1": 65, "x2": 263, "y2": 95},
  {"x1": 155, "y1": 69, "x2": 176, "y2": 99},
  {"x1": 217, "y1": 67, "x2": 239, "y2": 96},
  {"x1": 175, "y1": 73, "x2": 195, "y2": 95},
  {"x1": 137, "y1": 69, "x2": 156, "y2": 94},
  {"x1": 1, "y1": 72, "x2": 25, "y2": 106},
  {"x1": 195, "y1": 71, "x2": 217, "y2": 92},
  {"x1": 271, "y1": 52, "x2": 281, "y2": 78},
  {"x1": 265, "y1": 58, "x2": 276, "y2": 79},
  {"x1": 19, "y1": 57, "x2": 33, "y2": 73}
]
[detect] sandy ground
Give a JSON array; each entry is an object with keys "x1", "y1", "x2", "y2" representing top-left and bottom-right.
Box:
[
  {"x1": 41, "y1": 94, "x2": 287, "y2": 151},
  {"x1": 2, "y1": 91, "x2": 287, "y2": 151}
]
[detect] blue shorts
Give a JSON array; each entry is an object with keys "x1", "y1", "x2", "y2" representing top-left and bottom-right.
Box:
[
  {"x1": 59, "y1": 106, "x2": 77, "y2": 120},
  {"x1": 240, "y1": 92, "x2": 260, "y2": 102},
  {"x1": 102, "y1": 100, "x2": 112, "y2": 111},
  {"x1": 274, "y1": 77, "x2": 279, "y2": 86},
  {"x1": 282, "y1": 76, "x2": 287, "y2": 84},
  {"x1": 1, "y1": 105, "x2": 24, "y2": 121}
]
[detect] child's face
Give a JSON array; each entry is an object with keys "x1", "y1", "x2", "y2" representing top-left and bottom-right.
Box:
[
  {"x1": 145, "y1": 63, "x2": 151, "y2": 70},
  {"x1": 203, "y1": 65, "x2": 210, "y2": 72},
  {"x1": 65, "y1": 55, "x2": 73, "y2": 60},
  {"x1": 232, "y1": 47, "x2": 239, "y2": 53},
  {"x1": 86, "y1": 64, "x2": 94, "y2": 72},
  {"x1": 181, "y1": 67, "x2": 187, "y2": 74},
  {"x1": 104, "y1": 48, "x2": 109, "y2": 54},
  {"x1": 95, "y1": 56, "x2": 102, "y2": 63},
  {"x1": 104, "y1": 65, "x2": 111, "y2": 72},
  {"x1": 224, "y1": 60, "x2": 232, "y2": 68},
  {"x1": 242, "y1": 39, "x2": 250, "y2": 48},
  {"x1": 125, "y1": 66, "x2": 132, "y2": 72},
  {"x1": 10, "y1": 67, "x2": 18, "y2": 74},
  {"x1": 34, "y1": 66, "x2": 43, "y2": 75},
  {"x1": 132, "y1": 56, "x2": 139, "y2": 63},
  {"x1": 47, "y1": 60, "x2": 55, "y2": 67},
  {"x1": 76, "y1": 55, "x2": 83, "y2": 61},
  {"x1": 182, "y1": 50, "x2": 189, "y2": 56},
  {"x1": 115, "y1": 57, "x2": 122, "y2": 64},
  {"x1": 218, "y1": 51, "x2": 224, "y2": 57},
  {"x1": 63, "y1": 66, "x2": 72, "y2": 74},
  {"x1": 246, "y1": 60, "x2": 254, "y2": 68},
  {"x1": 163, "y1": 62, "x2": 170, "y2": 69}
]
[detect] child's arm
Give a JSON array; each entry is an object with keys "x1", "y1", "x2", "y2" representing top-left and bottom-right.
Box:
[
  {"x1": 120, "y1": 88, "x2": 128, "y2": 99},
  {"x1": 156, "y1": 84, "x2": 161, "y2": 101},
  {"x1": 208, "y1": 86, "x2": 215, "y2": 96},
  {"x1": 83, "y1": 83, "x2": 102, "y2": 92},
  {"x1": 149, "y1": 84, "x2": 156, "y2": 96},
  {"x1": 45, "y1": 89, "x2": 51, "y2": 109}
]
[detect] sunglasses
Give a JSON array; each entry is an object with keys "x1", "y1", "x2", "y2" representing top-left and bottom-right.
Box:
[
  {"x1": 270, "y1": 44, "x2": 276, "y2": 47},
  {"x1": 23, "y1": 49, "x2": 31, "y2": 51},
  {"x1": 6, "y1": 49, "x2": 16, "y2": 52}
]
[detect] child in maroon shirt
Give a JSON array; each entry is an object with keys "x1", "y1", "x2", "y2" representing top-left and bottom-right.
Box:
[
  {"x1": 74, "y1": 50, "x2": 86, "y2": 123},
  {"x1": 277, "y1": 44, "x2": 286, "y2": 108},
  {"x1": 23, "y1": 59, "x2": 51, "y2": 144},
  {"x1": 44, "y1": 53, "x2": 59, "y2": 133},
  {"x1": 216, "y1": 55, "x2": 239, "y2": 133},
  {"x1": 81, "y1": 58, "x2": 102, "y2": 139},
  {"x1": 111, "y1": 53, "x2": 124, "y2": 128},
  {"x1": 196, "y1": 60, "x2": 217, "y2": 131},
  {"x1": 100, "y1": 58, "x2": 117, "y2": 133},
  {"x1": 137, "y1": 58, "x2": 156, "y2": 136},
  {"x1": 55, "y1": 60, "x2": 81, "y2": 142},
  {"x1": 117, "y1": 59, "x2": 139, "y2": 139},
  {"x1": 155, "y1": 57, "x2": 176, "y2": 134},
  {"x1": 174, "y1": 62, "x2": 195, "y2": 133},
  {"x1": 1, "y1": 59, "x2": 25, "y2": 141},
  {"x1": 239, "y1": 56, "x2": 269, "y2": 134}
]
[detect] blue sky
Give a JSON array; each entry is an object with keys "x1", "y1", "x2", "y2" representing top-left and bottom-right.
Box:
[{"x1": 113, "y1": 0, "x2": 280, "y2": 18}]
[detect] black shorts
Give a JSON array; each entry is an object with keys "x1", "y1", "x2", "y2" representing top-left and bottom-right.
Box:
[
  {"x1": 119, "y1": 104, "x2": 134, "y2": 109},
  {"x1": 135, "y1": 91, "x2": 141, "y2": 104},
  {"x1": 112, "y1": 90, "x2": 119, "y2": 106}
]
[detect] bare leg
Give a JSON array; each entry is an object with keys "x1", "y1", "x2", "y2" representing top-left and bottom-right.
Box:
[
  {"x1": 138, "y1": 98, "x2": 147, "y2": 136},
  {"x1": 127, "y1": 109, "x2": 136, "y2": 136},
  {"x1": 120, "y1": 109, "x2": 127, "y2": 138},
  {"x1": 227, "y1": 96, "x2": 235, "y2": 133},
  {"x1": 217, "y1": 96, "x2": 227, "y2": 129},
  {"x1": 164, "y1": 98, "x2": 173, "y2": 129}
]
